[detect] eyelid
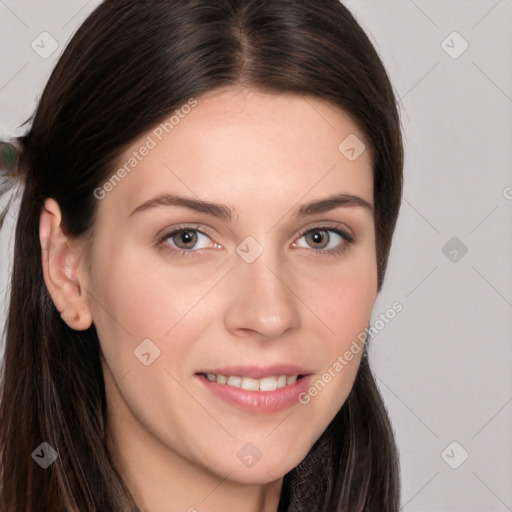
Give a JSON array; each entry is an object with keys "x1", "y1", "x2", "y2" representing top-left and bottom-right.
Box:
[
  {"x1": 153, "y1": 221, "x2": 355, "y2": 255},
  {"x1": 295, "y1": 222, "x2": 354, "y2": 242},
  {"x1": 152, "y1": 223, "x2": 217, "y2": 246}
]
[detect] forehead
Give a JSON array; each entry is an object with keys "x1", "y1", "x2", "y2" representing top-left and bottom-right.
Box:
[{"x1": 97, "y1": 86, "x2": 373, "y2": 219}]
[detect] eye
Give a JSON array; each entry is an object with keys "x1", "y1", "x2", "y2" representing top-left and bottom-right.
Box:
[
  {"x1": 154, "y1": 223, "x2": 354, "y2": 259},
  {"x1": 153, "y1": 226, "x2": 221, "y2": 256},
  {"x1": 163, "y1": 228, "x2": 209, "y2": 250},
  {"x1": 292, "y1": 226, "x2": 354, "y2": 255}
]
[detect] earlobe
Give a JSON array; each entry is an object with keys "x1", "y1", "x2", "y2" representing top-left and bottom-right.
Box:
[{"x1": 39, "y1": 198, "x2": 93, "y2": 331}]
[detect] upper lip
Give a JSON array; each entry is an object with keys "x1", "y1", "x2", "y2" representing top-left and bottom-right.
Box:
[{"x1": 195, "y1": 364, "x2": 312, "y2": 379}]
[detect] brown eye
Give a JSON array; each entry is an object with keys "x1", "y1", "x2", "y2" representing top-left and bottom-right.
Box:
[
  {"x1": 171, "y1": 229, "x2": 199, "y2": 249},
  {"x1": 153, "y1": 223, "x2": 223, "y2": 260},
  {"x1": 304, "y1": 229, "x2": 331, "y2": 249},
  {"x1": 158, "y1": 227, "x2": 214, "y2": 253},
  {"x1": 293, "y1": 226, "x2": 354, "y2": 256}
]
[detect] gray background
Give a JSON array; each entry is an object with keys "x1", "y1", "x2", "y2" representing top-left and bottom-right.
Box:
[{"x1": 1, "y1": 1, "x2": 511, "y2": 510}]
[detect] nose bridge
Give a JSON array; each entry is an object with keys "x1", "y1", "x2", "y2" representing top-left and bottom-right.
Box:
[{"x1": 223, "y1": 239, "x2": 302, "y2": 338}]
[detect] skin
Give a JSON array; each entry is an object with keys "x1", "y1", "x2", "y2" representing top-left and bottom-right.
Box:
[{"x1": 39, "y1": 85, "x2": 377, "y2": 512}]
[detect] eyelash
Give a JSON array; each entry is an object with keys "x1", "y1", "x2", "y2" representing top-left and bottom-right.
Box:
[{"x1": 153, "y1": 223, "x2": 354, "y2": 259}]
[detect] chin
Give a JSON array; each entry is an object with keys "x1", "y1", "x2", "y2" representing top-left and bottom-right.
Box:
[{"x1": 214, "y1": 445, "x2": 308, "y2": 485}]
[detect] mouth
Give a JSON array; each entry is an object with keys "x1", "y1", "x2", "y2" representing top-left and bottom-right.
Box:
[
  {"x1": 195, "y1": 372, "x2": 308, "y2": 392},
  {"x1": 194, "y1": 369, "x2": 314, "y2": 413}
]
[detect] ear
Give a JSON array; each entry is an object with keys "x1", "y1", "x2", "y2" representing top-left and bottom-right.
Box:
[{"x1": 39, "y1": 198, "x2": 93, "y2": 331}]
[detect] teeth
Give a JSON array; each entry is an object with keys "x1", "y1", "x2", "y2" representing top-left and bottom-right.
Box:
[
  {"x1": 260, "y1": 376, "x2": 277, "y2": 391},
  {"x1": 287, "y1": 375, "x2": 297, "y2": 385},
  {"x1": 203, "y1": 373, "x2": 300, "y2": 391},
  {"x1": 240, "y1": 377, "x2": 259, "y2": 391},
  {"x1": 227, "y1": 376, "x2": 242, "y2": 387}
]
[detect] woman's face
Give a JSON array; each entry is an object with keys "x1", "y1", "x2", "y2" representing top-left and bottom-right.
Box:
[{"x1": 79, "y1": 86, "x2": 376, "y2": 504}]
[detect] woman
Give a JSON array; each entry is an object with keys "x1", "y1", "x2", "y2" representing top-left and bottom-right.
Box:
[{"x1": 0, "y1": 0, "x2": 403, "y2": 510}]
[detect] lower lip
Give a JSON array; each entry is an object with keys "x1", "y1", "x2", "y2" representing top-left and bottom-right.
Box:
[{"x1": 195, "y1": 374, "x2": 313, "y2": 413}]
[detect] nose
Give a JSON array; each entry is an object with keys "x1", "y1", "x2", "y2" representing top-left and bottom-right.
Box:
[{"x1": 222, "y1": 248, "x2": 302, "y2": 340}]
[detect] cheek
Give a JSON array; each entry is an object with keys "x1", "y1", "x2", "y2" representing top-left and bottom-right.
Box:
[
  {"x1": 88, "y1": 245, "x2": 218, "y2": 386},
  {"x1": 297, "y1": 250, "x2": 377, "y2": 424},
  {"x1": 331, "y1": 268, "x2": 377, "y2": 337},
  {"x1": 89, "y1": 241, "x2": 186, "y2": 333},
  {"x1": 308, "y1": 249, "x2": 377, "y2": 342}
]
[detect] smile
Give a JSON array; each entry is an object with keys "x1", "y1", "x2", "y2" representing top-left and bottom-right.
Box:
[{"x1": 197, "y1": 372, "x2": 305, "y2": 391}]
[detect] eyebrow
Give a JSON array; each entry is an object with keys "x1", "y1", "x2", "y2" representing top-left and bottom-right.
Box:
[{"x1": 128, "y1": 192, "x2": 373, "y2": 221}]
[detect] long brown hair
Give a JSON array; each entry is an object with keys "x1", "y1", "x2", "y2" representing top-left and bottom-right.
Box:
[{"x1": 0, "y1": 1, "x2": 403, "y2": 510}]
